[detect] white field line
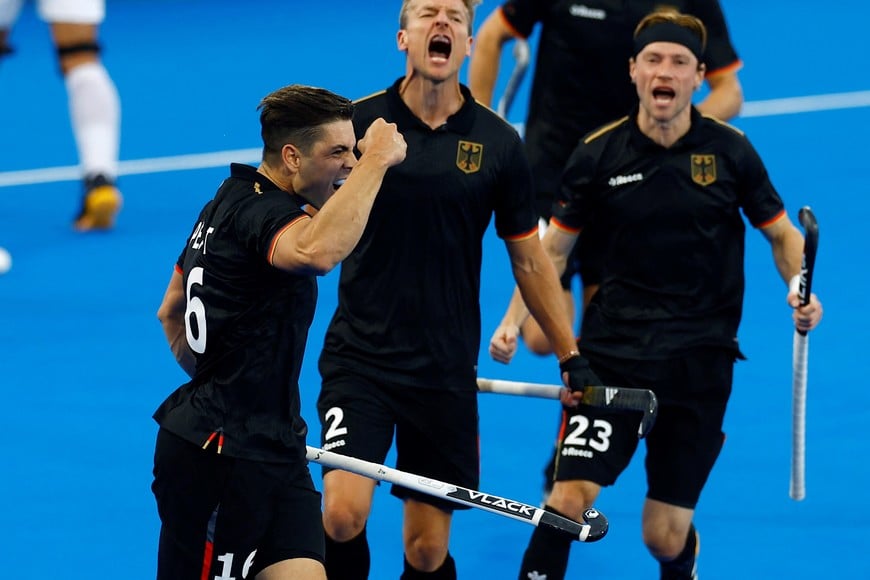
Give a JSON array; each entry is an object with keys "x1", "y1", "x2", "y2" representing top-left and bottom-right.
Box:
[
  {"x1": 1, "y1": 91, "x2": 868, "y2": 189},
  {"x1": 739, "y1": 89, "x2": 870, "y2": 118},
  {"x1": 0, "y1": 148, "x2": 261, "y2": 188}
]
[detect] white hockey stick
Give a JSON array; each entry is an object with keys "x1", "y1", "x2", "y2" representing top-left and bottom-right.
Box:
[
  {"x1": 791, "y1": 206, "x2": 819, "y2": 501},
  {"x1": 496, "y1": 39, "x2": 530, "y2": 119},
  {"x1": 477, "y1": 377, "x2": 561, "y2": 399},
  {"x1": 477, "y1": 377, "x2": 658, "y2": 438},
  {"x1": 306, "y1": 445, "x2": 608, "y2": 542}
]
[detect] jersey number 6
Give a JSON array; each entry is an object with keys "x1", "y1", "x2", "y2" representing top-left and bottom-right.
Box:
[{"x1": 185, "y1": 266, "x2": 207, "y2": 354}]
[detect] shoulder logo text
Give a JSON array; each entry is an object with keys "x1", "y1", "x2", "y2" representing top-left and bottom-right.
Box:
[{"x1": 608, "y1": 173, "x2": 643, "y2": 187}]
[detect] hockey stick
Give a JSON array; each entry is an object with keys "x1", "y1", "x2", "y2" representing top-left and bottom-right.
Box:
[
  {"x1": 790, "y1": 206, "x2": 819, "y2": 501},
  {"x1": 477, "y1": 378, "x2": 658, "y2": 438},
  {"x1": 496, "y1": 39, "x2": 530, "y2": 119},
  {"x1": 306, "y1": 446, "x2": 608, "y2": 542}
]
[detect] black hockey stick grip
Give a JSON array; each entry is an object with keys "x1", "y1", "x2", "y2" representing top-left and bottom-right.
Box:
[
  {"x1": 796, "y1": 206, "x2": 819, "y2": 335},
  {"x1": 477, "y1": 378, "x2": 658, "y2": 437}
]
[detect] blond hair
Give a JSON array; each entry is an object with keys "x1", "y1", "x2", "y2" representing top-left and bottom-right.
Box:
[{"x1": 399, "y1": 0, "x2": 483, "y2": 35}]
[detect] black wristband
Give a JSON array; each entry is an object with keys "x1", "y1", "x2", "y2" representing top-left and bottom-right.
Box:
[{"x1": 559, "y1": 354, "x2": 587, "y2": 373}]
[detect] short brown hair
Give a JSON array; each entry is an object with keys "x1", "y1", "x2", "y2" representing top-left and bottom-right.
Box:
[{"x1": 257, "y1": 85, "x2": 354, "y2": 163}]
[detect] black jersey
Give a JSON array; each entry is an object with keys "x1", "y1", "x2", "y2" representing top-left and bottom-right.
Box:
[
  {"x1": 153, "y1": 164, "x2": 316, "y2": 463},
  {"x1": 319, "y1": 79, "x2": 537, "y2": 390},
  {"x1": 552, "y1": 108, "x2": 785, "y2": 360},
  {"x1": 500, "y1": 0, "x2": 741, "y2": 196}
]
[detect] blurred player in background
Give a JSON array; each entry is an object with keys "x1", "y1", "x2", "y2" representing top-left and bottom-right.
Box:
[{"x1": 0, "y1": 0, "x2": 122, "y2": 230}]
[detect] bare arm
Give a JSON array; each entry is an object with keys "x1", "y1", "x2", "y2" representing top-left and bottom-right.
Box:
[
  {"x1": 696, "y1": 70, "x2": 744, "y2": 121},
  {"x1": 490, "y1": 227, "x2": 578, "y2": 363},
  {"x1": 157, "y1": 269, "x2": 197, "y2": 378},
  {"x1": 468, "y1": 8, "x2": 519, "y2": 107},
  {"x1": 271, "y1": 118, "x2": 406, "y2": 275},
  {"x1": 759, "y1": 214, "x2": 823, "y2": 332}
]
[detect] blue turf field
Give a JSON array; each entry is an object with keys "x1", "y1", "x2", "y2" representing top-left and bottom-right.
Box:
[{"x1": 1, "y1": 1, "x2": 868, "y2": 577}]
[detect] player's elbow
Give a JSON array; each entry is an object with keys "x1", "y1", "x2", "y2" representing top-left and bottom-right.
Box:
[
  {"x1": 305, "y1": 255, "x2": 340, "y2": 276},
  {"x1": 157, "y1": 296, "x2": 182, "y2": 328},
  {"x1": 275, "y1": 244, "x2": 341, "y2": 276}
]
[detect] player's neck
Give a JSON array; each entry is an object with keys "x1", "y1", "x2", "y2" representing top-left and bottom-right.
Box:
[
  {"x1": 257, "y1": 163, "x2": 292, "y2": 193},
  {"x1": 636, "y1": 107, "x2": 692, "y2": 148},
  {"x1": 399, "y1": 73, "x2": 464, "y2": 130}
]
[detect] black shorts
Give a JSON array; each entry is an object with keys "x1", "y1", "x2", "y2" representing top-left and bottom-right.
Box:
[
  {"x1": 554, "y1": 348, "x2": 733, "y2": 508},
  {"x1": 152, "y1": 429, "x2": 324, "y2": 579},
  {"x1": 317, "y1": 368, "x2": 480, "y2": 512}
]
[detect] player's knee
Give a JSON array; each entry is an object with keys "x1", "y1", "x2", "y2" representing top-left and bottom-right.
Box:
[
  {"x1": 642, "y1": 524, "x2": 686, "y2": 560},
  {"x1": 322, "y1": 503, "x2": 368, "y2": 541},
  {"x1": 404, "y1": 534, "x2": 449, "y2": 572},
  {"x1": 547, "y1": 480, "x2": 599, "y2": 519}
]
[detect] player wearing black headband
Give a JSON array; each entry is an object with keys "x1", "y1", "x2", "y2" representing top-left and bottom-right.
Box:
[
  {"x1": 472, "y1": 0, "x2": 743, "y2": 357},
  {"x1": 491, "y1": 10, "x2": 823, "y2": 580},
  {"x1": 472, "y1": 1, "x2": 745, "y2": 504}
]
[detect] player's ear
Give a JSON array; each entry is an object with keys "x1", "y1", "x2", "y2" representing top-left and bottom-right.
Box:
[
  {"x1": 694, "y1": 62, "x2": 706, "y2": 90},
  {"x1": 397, "y1": 29, "x2": 407, "y2": 51},
  {"x1": 629, "y1": 57, "x2": 637, "y2": 83},
  {"x1": 282, "y1": 144, "x2": 301, "y2": 171}
]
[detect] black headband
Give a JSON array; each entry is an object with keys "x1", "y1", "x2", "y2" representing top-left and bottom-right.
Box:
[{"x1": 633, "y1": 21, "x2": 703, "y2": 62}]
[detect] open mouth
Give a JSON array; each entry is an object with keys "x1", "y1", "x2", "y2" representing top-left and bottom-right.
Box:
[
  {"x1": 333, "y1": 178, "x2": 346, "y2": 191},
  {"x1": 428, "y1": 35, "x2": 452, "y2": 62},
  {"x1": 652, "y1": 87, "x2": 676, "y2": 103}
]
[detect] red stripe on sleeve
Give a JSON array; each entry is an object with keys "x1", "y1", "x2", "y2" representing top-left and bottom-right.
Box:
[
  {"x1": 550, "y1": 217, "x2": 581, "y2": 235},
  {"x1": 756, "y1": 209, "x2": 786, "y2": 229},
  {"x1": 498, "y1": 7, "x2": 527, "y2": 40},
  {"x1": 503, "y1": 225, "x2": 539, "y2": 242},
  {"x1": 706, "y1": 59, "x2": 744, "y2": 79},
  {"x1": 268, "y1": 215, "x2": 309, "y2": 265}
]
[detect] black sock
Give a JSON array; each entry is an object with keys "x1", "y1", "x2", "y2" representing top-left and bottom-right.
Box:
[
  {"x1": 400, "y1": 552, "x2": 457, "y2": 579},
  {"x1": 517, "y1": 505, "x2": 573, "y2": 580},
  {"x1": 659, "y1": 524, "x2": 697, "y2": 579},
  {"x1": 325, "y1": 526, "x2": 370, "y2": 580}
]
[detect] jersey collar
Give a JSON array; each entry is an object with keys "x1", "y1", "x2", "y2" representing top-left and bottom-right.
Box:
[
  {"x1": 385, "y1": 77, "x2": 475, "y2": 134},
  {"x1": 628, "y1": 105, "x2": 706, "y2": 151},
  {"x1": 230, "y1": 163, "x2": 281, "y2": 192}
]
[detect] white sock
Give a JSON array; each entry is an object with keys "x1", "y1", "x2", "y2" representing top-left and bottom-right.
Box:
[{"x1": 64, "y1": 61, "x2": 120, "y2": 182}]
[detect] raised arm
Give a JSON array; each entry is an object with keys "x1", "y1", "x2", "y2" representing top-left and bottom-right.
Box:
[
  {"x1": 468, "y1": 7, "x2": 520, "y2": 107},
  {"x1": 270, "y1": 118, "x2": 406, "y2": 275}
]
